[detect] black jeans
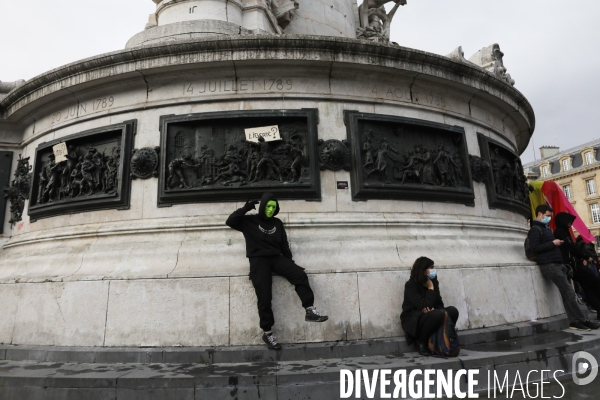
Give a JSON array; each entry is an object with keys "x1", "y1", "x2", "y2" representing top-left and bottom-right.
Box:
[
  {"x1": 416, "y1": 306, "x2": 459, "y2": 343},
  {"x1": 573, "y1": 265, "x2": 600, "y2": 314},
  {"x1": 539, "y1": 263, "x2": 587, "y2": 323},
  {"x1": 249, "y1": 255, "x2": 315, "y2": 331}
]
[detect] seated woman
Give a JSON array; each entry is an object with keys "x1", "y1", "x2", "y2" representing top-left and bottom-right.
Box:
[{"x1": 400, "y1": 256, "x2": 459, "y2": 356}]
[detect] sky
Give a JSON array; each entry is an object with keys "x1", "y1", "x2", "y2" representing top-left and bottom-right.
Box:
[{"x1": 1, "y1": 0, "x2": 599, "y2": 164}]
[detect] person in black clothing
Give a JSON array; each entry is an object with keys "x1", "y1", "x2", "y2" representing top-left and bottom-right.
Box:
[
  {"x1": 400, "y1": 256, "x2": 459, "y2": 356},
  {"x1": 226, "y1": 192, "x2": 328, "y2": 350},
  {"x1": 527, "y1": 205, "x2": 600, "y2": 330},
  {"x1": 554, "y1": 212, "x2": 600, "y2": 317}
]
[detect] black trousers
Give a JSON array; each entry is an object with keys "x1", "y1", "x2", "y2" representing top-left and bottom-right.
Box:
[
  {"x1": 416, "y1": 306, "x2": 459, "y2": 343},
  {"x1": 249, "y1": 255, "x2": 315, "y2": 331},
  {"x1": 573, "y1": 265, "x2": 600, "y2": 314}
]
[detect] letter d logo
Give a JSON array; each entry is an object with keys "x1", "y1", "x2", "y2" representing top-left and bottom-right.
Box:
[{"x1": 572, "y1": 351, "x2": 598, "y2": 386}]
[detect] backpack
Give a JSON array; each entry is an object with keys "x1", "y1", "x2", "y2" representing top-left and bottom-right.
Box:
[
  {"x1": 524, "y1": 226, "x2": 543, "y2": 261},
  {"x1": 428, "y1": 310, "x2": 460, "y2": 357}
]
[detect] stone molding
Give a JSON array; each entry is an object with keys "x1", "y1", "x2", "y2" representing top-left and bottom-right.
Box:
[
  {"x1": 545, "y1": 163, "x2": 600, "y2": 181},
  {"x1": 2, "y1": 214, "x2": 528, "y2": 250},
  {"x1": 0, "y1": 36, "x2": 535, "y2": 152}
]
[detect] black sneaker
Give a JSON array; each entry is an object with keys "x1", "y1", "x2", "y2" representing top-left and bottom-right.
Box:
[
  {"x1": 305, "y1": 307, "x2": 328, "y2": 322},
  {"x1": 584, "y1": 320, "x2": 600, "y2": 330},
  {"x1": 262, "y1": 333, "x2": 281, "y2": 350},
  {"x1": 570, "y1": 321, "x2": 592, "y2": 331}
]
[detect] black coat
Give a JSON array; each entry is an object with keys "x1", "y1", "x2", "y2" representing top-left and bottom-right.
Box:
[
  {"x1": 400, "y1": 278, "x2": 444, "y2": 345},
  {"x1": 226, "y1": 192, "x2": 293, "y2": 259},
  {"x1": 554, "y1": 212, "x2": 587, "y2": 268},
  {"x1": 528, "y1": 220, "x2": 563, "y2": 265}
]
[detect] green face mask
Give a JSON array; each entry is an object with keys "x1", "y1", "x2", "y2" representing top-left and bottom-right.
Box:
[{"x1": 265, "y1": 200, "x2": 277, "y2": 218}]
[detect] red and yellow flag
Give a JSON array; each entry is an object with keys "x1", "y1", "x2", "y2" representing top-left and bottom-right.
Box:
[{"x1": 529, "y1": 181, "x2": 595, "y2": 243}]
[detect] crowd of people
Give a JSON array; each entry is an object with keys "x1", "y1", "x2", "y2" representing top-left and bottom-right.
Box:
[{"x1": 225, "y1": 192, "x2": 600, "y2": 354}]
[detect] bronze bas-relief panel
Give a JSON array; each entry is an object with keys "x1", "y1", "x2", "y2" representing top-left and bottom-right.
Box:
[
  {"x1": 27, "y1": 121, "x2": 135, "y2": 221},
  {"x1": 477, "y1": 133, "x2": 529, "y2": 217},
  {"x1": 158, "y1": 110, "x2": 321, "y2": 205},
  {"x1": 345, "y1": 111, "x2": 475, "y2": 205}
]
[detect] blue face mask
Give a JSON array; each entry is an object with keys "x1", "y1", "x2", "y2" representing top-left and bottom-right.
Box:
[
  {"x1": 542, "y1": 216, "x2": 551, "y2": 225},
  {"x1": 427, "y1": 269, "x2": 437, "y2": 280}
]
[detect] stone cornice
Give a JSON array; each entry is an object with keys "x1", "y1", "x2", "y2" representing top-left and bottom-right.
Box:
[
  {"x1": 0, "y1": 35, "x2": 535, "y2": 152},
  {"x1": 544, "y1": 163, "x2": 600, "y2": 181}
]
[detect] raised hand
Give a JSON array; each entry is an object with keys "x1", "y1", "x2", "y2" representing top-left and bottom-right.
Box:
[{"x1": 245, "y1": 200, "x2": 260, "y2": 210}]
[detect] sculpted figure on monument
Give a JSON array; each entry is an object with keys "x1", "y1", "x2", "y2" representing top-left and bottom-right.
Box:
[
  {"x1": 400, "y1": 150, "x2": 419, "y2": 184},
  {"x1": 278, "y1": 139, "x2": 304, "y2": 182},
  {"x1": 469, "y1": 155, "x2": 490, "y2": 183},
  {"x1": 432, "y1": 144, "x2": 460, "y2": 187},
  {"x1": 251, "y1": 136, "x2": 284, "y2": 183},
  {"x1": 42, "y1": 154, "x2": 62, "y2": 201},
  {"x1": 419, "y1": 146, "x2": 435, "y2": 185},
  {"x1": 60, "y1": 146, "x2": 78, "y2": 189},
  {"x1": 367, "y1": 138, "x2": 399, "y2": 183},
  {"x1": 268, "y1": 0, "x2": 299, "y2": 30},
  {"x1": 2, "y1": 155, "x2": 32, "y2": 226},
  {"x1": 363, "y1": 130, "x2": 375, "y2": 168},
  {"x1": 104, "y1": 148, "x2": 120, "y2": 194},
  {"x1": 357, "y1": 0, "x2": 406, "y2": 42},
  {"x1": 468, "y1": 44, "x2": 515, "y2": 86},
  {"x1": 167, "y1": 154, "x2": 194, "y2": 189}
]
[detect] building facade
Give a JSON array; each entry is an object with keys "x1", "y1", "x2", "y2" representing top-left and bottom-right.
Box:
[{"x1": 524, "y1": 140, "x2": 600, "y2": 246}]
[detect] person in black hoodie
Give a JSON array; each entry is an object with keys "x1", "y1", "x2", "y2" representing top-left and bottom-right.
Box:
[
  {"x1": 226, "y1": 192, "x2": 328, "y2": 350},
  {"x1": 528, "y1": 204, "x2": 599, "y2": 330},
  {"x1": 400, "y1": 256, "x2": 459, "y2": 356},
  {"x1": 554, "y1": 212, "x2": 600, "y2": 319}
]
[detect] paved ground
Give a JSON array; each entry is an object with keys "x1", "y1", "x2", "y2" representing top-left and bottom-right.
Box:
[{"x1": 1, "y1": 315, "x2": 599, "y2": 399}]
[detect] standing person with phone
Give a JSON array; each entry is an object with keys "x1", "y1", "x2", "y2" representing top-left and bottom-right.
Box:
[
  {"x1": 528, "y1": 205, "x2": 599, "y2": 330},
  {"x1": 226, "y1": 192, "x2": 328, "y2": 350}
]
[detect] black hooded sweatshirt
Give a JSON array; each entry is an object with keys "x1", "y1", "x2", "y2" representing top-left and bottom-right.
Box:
[
  {"x1": 226, "y1": 192, "x2": 293, "y2": 259},
  {"x1": 554, "y1": 212, "x2": 589, "y2": 267}
]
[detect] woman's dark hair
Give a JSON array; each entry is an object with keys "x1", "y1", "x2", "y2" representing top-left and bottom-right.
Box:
[{"x1": 410, "y1": 256, "x2": 434, "y2": 285}]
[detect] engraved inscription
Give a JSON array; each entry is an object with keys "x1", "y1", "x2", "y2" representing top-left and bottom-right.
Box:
[
  {"x1": 50, "y1": 96, "x2": 115, "y2": 125},
  {"x1": 371, "y1": 85, "x2": 447, "y2": 108},
  {"x1": 183, "y1": 79, "x2": 293, "y2": 95},
  {"x1": 412, "y1": 91, "x2": 446, "y2": 108},
  {"x1": 371, "y1": 85, "x2": 407, "y2": 100}
]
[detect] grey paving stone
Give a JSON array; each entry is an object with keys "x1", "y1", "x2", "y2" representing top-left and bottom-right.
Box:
[
  {"x1": 5, "y1": 347, "x2": 50, "y2": 362},
  {"x1": 92, "y1": 348, "x2": 155, "y2": 364},
  {"x1": 161, "y1": 348, "x2": 212, "y2": 364},
  {"x1": 211, "y1": 347, "x2": 275, "y2": 364},
  {"x1": 45, "y1": 387, "x2": 116, "y2": 400},
  {"x1": 277, "y1": 382, "x2": 342, "y2": 400},
  {"x1": 0, "y1": 386, "x2": 45, "y2": 400},
  {"x1": 196, "y1": 385, "x2": 278, "y2": 400},
  {"x1": 117, "y1": 388, "x2": 194, "y2": 400},
  {"x1": 194, "y1": 362, "x2": 278, "y2": 388},
  {"x1": 116, "y1": 364, "x2": 196, "y2": 389}
]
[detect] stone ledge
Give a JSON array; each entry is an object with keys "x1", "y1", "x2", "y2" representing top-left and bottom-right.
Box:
[
  {"x1": 0, "y1": 320, "x2": 596, "y2": 400},
  {"x1": 0, "y1": 314, "x2": 568, "y2": 364}
]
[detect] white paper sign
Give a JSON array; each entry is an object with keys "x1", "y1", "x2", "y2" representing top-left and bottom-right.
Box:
[
  {"x1": 52, "y1": 142, "x2": 68, "y2": 163},
  {"x1": 244, "y1": 125, "x2": 282, "y2": 143}
]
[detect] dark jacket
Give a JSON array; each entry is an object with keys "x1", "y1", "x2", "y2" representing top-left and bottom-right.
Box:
[
  {"x1": 554, "y1": 212, "x2": 588, "y2": 268},
  {"x1": 226, "y1": 192, "x2": 293, "y2": 259},
  {"x1": 400, "y1": 278, "x2": 444, "y2": 345},
  {"x1": 528, "y1": 220, "x2": 563, "y2": 265}
]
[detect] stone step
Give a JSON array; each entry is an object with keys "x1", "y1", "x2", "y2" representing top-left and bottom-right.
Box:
[
  {"x1": 1, "y1": 315, "x2": 596, "y2": 400},
  {"x1": 0, "y1": 315, "x2": 568, "y2": 365}
]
